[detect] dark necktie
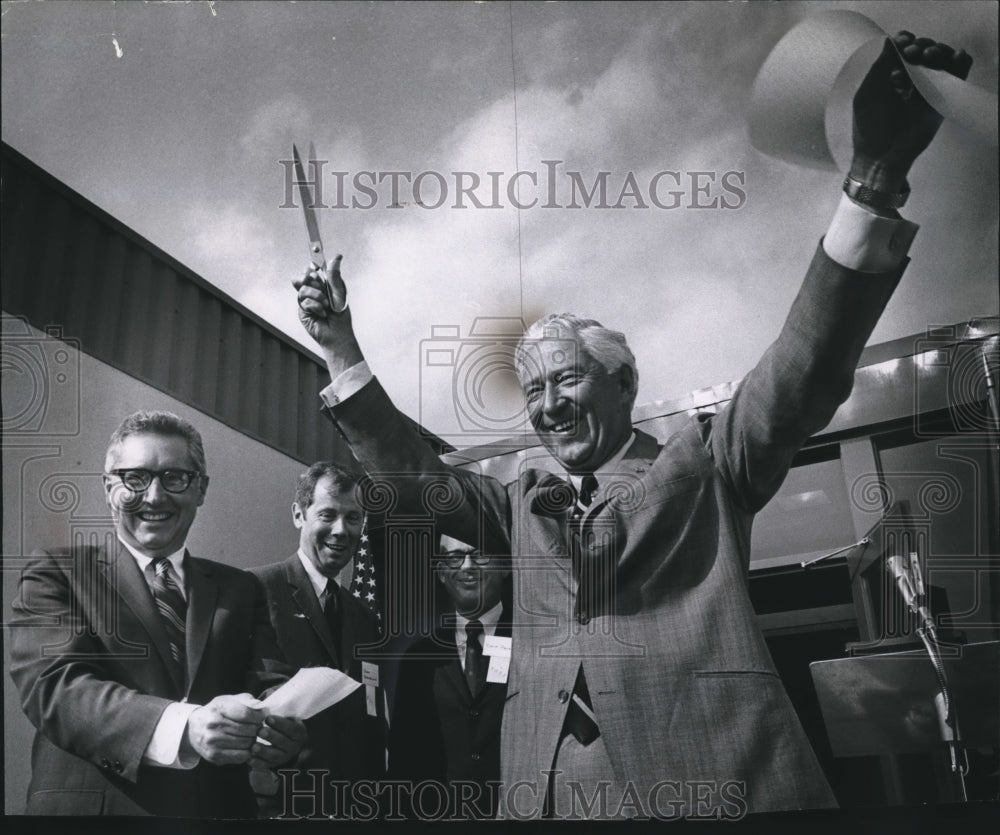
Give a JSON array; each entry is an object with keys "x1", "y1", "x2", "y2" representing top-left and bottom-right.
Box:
[
  {"x1": 323, "y1": 579, "x2": 340, "y2": 645},
  {"x1": 569, "y1": 473, "x2": 599, "y2": 567},
  {"x1": 150, "y1": 557, "x2": 187, "y2": 681},
  {"x1": 572, "y1": 474, "x2": 598, "y2": 520},
  {"x1": 464, "y1": 619, "x2": 486, "y2": 696}
]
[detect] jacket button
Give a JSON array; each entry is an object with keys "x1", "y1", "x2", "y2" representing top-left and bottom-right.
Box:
[
  {"x1": 471, "y1": 753, "x2": 480, "y2": 761},
  {"x1": 558, "y1": 689, "x2": 570, "y2": 704},
  {"x1": 578, "y1": 612, "x2": 591, "y2": 625},
  {"x1": 113, "y1": 761, "x2": 124, "y2": 773},
  {"x1": 100, "y1": 757, "x2": 111, "y2": 769},
  {"x1": 469, "y1": 709, "x2": 480, "y2": 718}
]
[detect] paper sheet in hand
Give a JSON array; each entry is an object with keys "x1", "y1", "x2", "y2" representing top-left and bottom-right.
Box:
[{"x1": 261, "y1": 667, "x2": 361, "y2": 720}]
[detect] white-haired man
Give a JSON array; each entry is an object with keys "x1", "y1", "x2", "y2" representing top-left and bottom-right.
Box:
[{"x1": 293, "y1": 34, "x2": 972, "y2": 818}]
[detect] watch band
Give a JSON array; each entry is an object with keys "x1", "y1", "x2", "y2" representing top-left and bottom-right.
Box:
[{"x1": 843, "y1": 176, "x2": 910, "y2": 210}]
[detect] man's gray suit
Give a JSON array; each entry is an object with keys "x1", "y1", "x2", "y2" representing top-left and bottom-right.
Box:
[{"x1": 321, "y1": 244, "x2": 903, "y2": 816}]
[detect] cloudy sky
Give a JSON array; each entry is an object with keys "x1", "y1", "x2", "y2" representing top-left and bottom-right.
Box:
[{"x1": 3, "y1": 0, "x2": 997, "y2": 444}]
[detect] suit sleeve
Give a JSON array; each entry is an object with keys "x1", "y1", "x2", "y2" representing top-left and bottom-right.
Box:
[
  {"x1": 8, "y1": 550, "x2": 172, "y2": 784},
  {"x1": 324, "y1": 381, "x2": 512, "y2": 556},
  {"x1": 707, "y1": 242, "x2": 904, "y2": 515},
  {"x1": 243, "y1": 569, "x2": 293, "y2": 697}
]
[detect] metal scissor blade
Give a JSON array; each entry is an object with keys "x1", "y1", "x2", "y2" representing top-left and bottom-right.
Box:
[
  {"x1": 292, "y1": 143, "x2": 337, "y2": 312},
  {"x1": 292, "y1": 143, "x2": 325, "y2": 265}
]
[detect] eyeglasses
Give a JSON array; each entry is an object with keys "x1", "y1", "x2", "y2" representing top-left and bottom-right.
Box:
[
  {"x1": 437, "y1": 550, "x2": 492, "y2": 568},
  {"x1": 107, "y1": 469, "x2": 201, "y2": 494}
]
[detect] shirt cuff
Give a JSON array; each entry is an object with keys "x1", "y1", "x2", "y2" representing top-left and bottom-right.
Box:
[
  {"x1": 319, "y1": 361, "x2": 373, "y2": 408},
  {"x1": 822, "y1": 194, "x2": 919, "y2": 273},
  {"x1": 142, "y1": 701, "x2": 200, "y2": 769}
]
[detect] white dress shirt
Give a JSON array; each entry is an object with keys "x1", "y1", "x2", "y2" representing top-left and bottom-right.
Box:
[
  {"x1": 117, "y1": 538, "x2": 200, "y2": 770},
  {"x1": 453, "y1": 600, "x2": 504, "y2": 672}
]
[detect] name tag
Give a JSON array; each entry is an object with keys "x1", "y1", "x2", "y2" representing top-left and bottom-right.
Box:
[
  {"x1": 361, "y1": 661, "x2": 380, "y2": 688},
  {"x1": 486, "y1": 654, "x2": 510, "y2": 684},
  {"x1": 483, "y1": 635, "x2": 511, "y2": 658},
  {"x1": 365, "y1": 684, "x2": 377, "y2": 717}
]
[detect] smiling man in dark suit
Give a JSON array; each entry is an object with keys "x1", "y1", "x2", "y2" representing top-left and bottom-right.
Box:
[
  {"x1": 388, "y1": 535, "x2": 511, "y2": 819},
  {"x1": 252, "y1": 462, "x2": 386, "y2": 818},
  {"x1": 292, "y1": 34, "x2": 973, "y2": 819},
  {"x1": 9, "y1": 410, "x2": 304, "y2": 817}
]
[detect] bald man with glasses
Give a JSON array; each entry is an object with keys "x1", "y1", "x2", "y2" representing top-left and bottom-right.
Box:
[{"x1": 387, "y1": 535, "x2": 512, "y2": 819}]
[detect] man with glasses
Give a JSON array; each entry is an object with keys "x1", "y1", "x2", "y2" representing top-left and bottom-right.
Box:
[
  {"x1": 388, "y1": 535, "x2": 511, "y2": 819},
  {"x1": 251, "y1": 462, "x2": 387, "y2": 817},
  {"x1": 9, "y1": 410, "x2": 305, "y2": 817}
]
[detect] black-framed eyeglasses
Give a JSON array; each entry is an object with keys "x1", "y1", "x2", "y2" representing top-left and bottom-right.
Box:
[
  {"x1": 437, "y1": 550, "x2": 492, "y2": 568},
  {"x1": 107, "y1": 469, "x2": 201, "y2": 494}
]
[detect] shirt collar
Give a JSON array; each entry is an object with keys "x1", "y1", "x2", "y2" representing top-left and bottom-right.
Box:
[
  {"x1": 454, "y1": 599, "x2": 504, "y2": 646},
  {"x1": 297, "y1": 549, "x2": 336, "y2": 600},
  {"x1": 118, "y1": 536, "x2": 186, "y2": 585},
  {"x1": 566, "y1": 431, "x2": 637, "y2": 496}
]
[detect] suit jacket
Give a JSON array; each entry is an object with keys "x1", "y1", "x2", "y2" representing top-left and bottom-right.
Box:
[
  {"x1": 388, "y1": 609, "x2": 510, "y2": 819},
  {"x1": 324, "y1": 245, "x2": 905, "y2": 817},
  {"x1": 8, "y1": 544, "x2": 286, "y2": 817},
  {"x1": 252, "y1": 555, "x2": 386, "y2": 801}
]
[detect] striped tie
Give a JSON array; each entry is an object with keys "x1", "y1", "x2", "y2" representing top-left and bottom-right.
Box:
[{"x1": 150, "y1": 557, "x2": 187, "y2": 679}]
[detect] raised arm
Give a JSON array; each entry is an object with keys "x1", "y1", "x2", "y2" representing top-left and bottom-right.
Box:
[
  {"x1": 293, "y1": 259, "x2": 511, "y2": 553},
  {"x1": 710, "y1": 33, "x2": 973, "y2": 512}
]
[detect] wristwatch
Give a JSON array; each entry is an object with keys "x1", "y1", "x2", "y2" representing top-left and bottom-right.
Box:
[{"x1": 843, "y1": 176, "x2": 910, "y2": 210}]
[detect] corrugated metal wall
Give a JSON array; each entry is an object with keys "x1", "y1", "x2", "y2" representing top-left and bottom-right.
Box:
[{"x1": 1, "y1": 142, "x2": 448, "y2": 465}]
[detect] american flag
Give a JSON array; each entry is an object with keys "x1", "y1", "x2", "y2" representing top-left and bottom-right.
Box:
[{"x1": 349, "y1": 519, "x2": 383, "y2": 632}]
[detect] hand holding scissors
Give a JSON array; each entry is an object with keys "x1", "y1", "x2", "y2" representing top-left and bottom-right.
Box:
[
  {"x1": 292, "y1": 143, "x2": 348, "y2": 313},
  {"x1": 291, "y1": 144, "x2": 363, "y2": 372}
]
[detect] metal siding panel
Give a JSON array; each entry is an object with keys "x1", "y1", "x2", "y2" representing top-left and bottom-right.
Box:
[
  {"x1": 194, "y1": 293, "x2": 223, "y2": 414},
  {"x1": 114, "y1": 246, "x2": 153, "y2": 370},
  {"x1": 216, "y1": 306, "x2": 243, "y2": 427},
  {"x1": 168, "y1": 279, "x2": 199, "y2": 400},
  {"x1": 238, "y1": 319, "x2": 262, "y2": 429},
  {"x1": 278, "y1": 343, "x2": 299, "y2": 456},
  {"x1": 3, "y1": 143, "x2": 457, "y2": 466},
  {"x1": 1, "y1": 168, "x2": 42, "y2": 316},
  {"x1": 296, "y1": 359, "x2": 320, "y2": 462},
  {"x1": 33, "y1": 195, "x2": 74, "y2": 328},
  {"x1": 89, "y1": 232, "x2": 128, "y2": 363},
  {"x1": 62, "y1": 212, "x2": 101, "y2": 343},
  {"x1": 258, "y1": 334, "x2": 281, "y2": 443},
  {"x1": 146, "y1": 262, "x2": 176, "y2": 385}
]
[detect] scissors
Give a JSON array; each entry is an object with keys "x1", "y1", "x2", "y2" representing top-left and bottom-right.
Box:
[{"x1": 292, "y1": 142, "x2": 345, "y2": 312}]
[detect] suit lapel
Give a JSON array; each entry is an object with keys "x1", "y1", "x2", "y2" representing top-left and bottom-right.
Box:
[
  {"x1": 526, "y1": 472, "x2": 574, "y2": 556},
  {"x1": 184, "y1": 552, "x2": 219, "y2": 693},
  {"x1": 285, "y1": 555, "x2": 340, "y2": 667},
  {"x1": 589, "y1": 429, "x2": 660, "y2": 517},
  {"x1": 101, "y1": 543, "x2": 184, "y2": 693}
]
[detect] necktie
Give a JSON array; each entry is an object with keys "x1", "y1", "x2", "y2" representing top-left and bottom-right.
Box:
[
  {"x1": 150, "y1": 557, "x2": 187, "y2": 681},
  {"x1": 569, "y1": 473, "x2": 599, "y2": 562},
  {"x1": 464, "y1": 619, "x2": 486, "y2": 696},
  {"x1": 572, "y1": 474, "x2": 599, "y2": 520},
  {"x1": 569, "y1": 474, "x2": 604, "y2": 625},
  {"x1": 323, "y1": 579, "x2": 340, "y2": 645}
]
